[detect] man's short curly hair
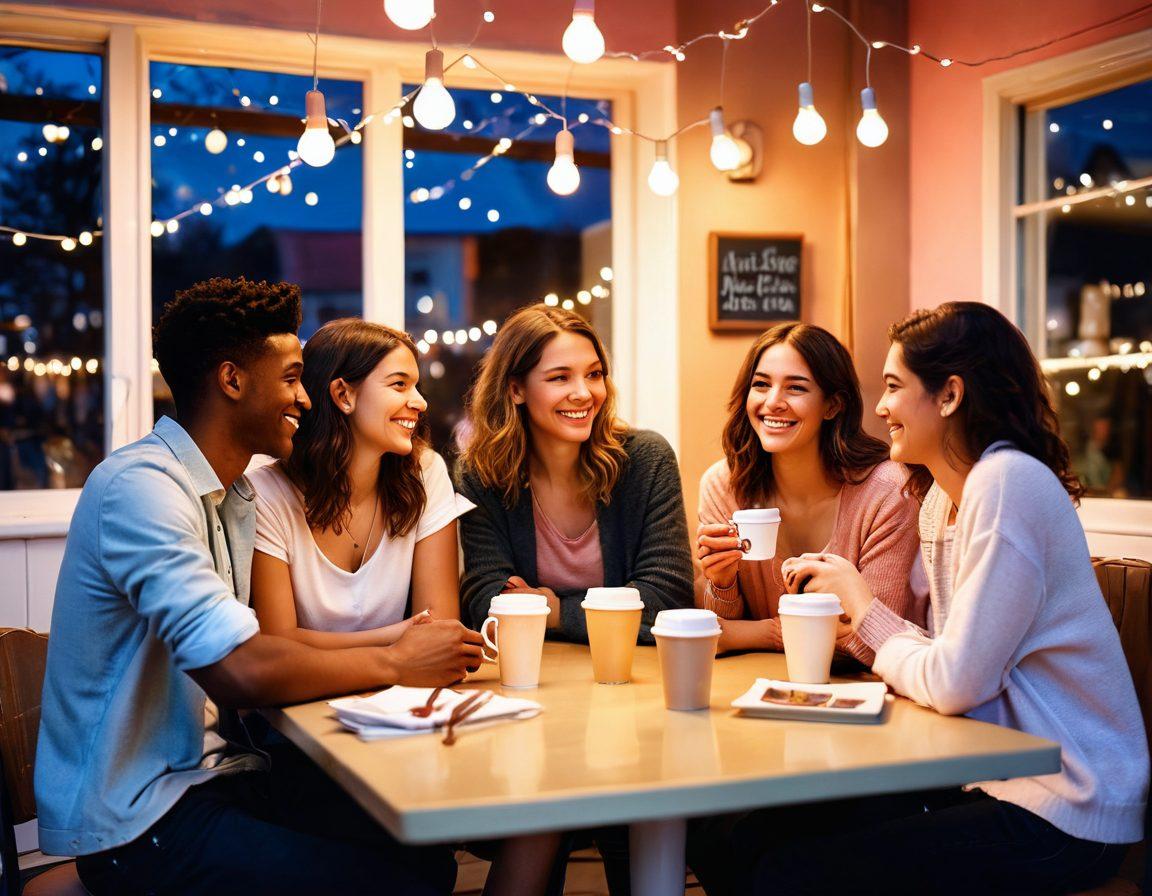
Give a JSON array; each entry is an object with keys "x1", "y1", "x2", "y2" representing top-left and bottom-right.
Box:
[{"x1": 154, "y1": 277, "x2": 302, "y2": 416}]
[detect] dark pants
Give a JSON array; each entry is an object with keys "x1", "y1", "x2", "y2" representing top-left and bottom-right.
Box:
[
  {"x1": 688, "y1": 788, "x2": 1127, "y2": 896},
  {"x1": 76, "y1": 744, "x2": 456, "y2": 896}
]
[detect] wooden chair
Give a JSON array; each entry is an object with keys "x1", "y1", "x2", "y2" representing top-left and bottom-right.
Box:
[
  {"x1": 1072, "y1": 558, "x2": 1152, "y2": 896},
  {"x1": 0, "y1": 629, "x2": 87, "y2": 896}
]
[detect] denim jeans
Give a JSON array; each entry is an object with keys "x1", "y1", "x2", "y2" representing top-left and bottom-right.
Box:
[
  {"x1": 76, "y1": 743, "x2": 456, "y2": 896},
  {"x1": 688, "y1": 788, "x2": 1127, "y2": 896}
]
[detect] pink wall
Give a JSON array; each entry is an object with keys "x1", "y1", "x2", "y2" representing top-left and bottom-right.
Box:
[
  {"x1": 26, "y1": 0, "x2": 675, "y2": 56},
  {"x1": 908, "y1": 0, "x2": 1152, "y2": 308}
]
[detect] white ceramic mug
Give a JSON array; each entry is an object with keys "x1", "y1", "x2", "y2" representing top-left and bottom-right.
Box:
[{"x1": 730, "y1": 508, "x2": 782, "y2": 561}]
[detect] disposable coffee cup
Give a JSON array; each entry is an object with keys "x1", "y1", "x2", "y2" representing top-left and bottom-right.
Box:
[
  {"x1": 650, "y1": 609, "x2": 721, "y2": 711},
  {"x1": 582, "y1": 587, "x2": 644, "y2": 684},
  {"x1": 730, "y1": 508, "x2": 781, "y2": 561},
  {"x1": 481, "y1": 593, "x2": 550, "y2": 688},
  {"x1": 778, "y1": 592, "x2": 843, "y2": 684}
]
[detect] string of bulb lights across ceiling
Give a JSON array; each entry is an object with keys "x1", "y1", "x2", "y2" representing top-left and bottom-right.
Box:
[{"x1": 5, "y1": 0, "x2": 1152, "y2": 250}]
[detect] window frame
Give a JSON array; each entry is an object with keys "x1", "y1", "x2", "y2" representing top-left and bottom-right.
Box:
[
  {"x1": 0, "y1": 5, "x2": 678, "y2": 524},
  {"x1": 982, "y1": 25, "x2": 1152, "y2": 535}
]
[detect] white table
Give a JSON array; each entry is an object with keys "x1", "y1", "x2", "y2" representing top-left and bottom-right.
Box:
[{"x1": 265, "y1": 643, "x2": 1061, "y2": 895}]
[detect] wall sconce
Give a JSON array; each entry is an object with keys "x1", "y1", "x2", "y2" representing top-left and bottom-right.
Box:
[{"x1": 725, "y1": 120, "x2": 763, "y2": 182}]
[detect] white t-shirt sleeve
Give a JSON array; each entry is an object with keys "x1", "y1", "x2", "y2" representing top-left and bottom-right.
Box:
[
  {"x1": 415, "y1": 450, "x2": 476, "y2": 542},
  {"x1": 252, "y1": 467, "x2": 294, "y2": 563}
]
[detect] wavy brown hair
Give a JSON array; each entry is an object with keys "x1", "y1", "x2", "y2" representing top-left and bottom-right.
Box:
[
  {"x1": 459, "y1": 303, "x2": 629, "y2": 507},
  {"x1": 888, "y1": 302, "x2": 1083, "y2": 503},
  {"x1": 723, "y1": 323, "x2": 891, "y2": 508},
  {"x1": 282, "y1": 319, "x2": 428, "y2": 537}
]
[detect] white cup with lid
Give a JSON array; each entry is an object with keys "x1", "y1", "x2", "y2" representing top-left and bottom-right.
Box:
[
  {"x1": 777, "y1": 592, "x2": 844, "y2": 684},
  {"x1": 482, "y1": 593, "x2": 551, "y2": 688},
  {"x1": 582, "y1": 587, "x2": 645, "y2": 684},
  {"x1": 730, "y1": 508, "x2": 782, "y2": 561},
  {"x1": 651, "y1": 609, "x2": 721, "y2": 710}
]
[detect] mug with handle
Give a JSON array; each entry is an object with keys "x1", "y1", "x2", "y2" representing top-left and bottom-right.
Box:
[{"x1": 481, "y1": 592, "x2": 551, "y2": 688}]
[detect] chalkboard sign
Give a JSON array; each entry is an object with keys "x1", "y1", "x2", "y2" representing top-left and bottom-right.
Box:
[{"x1": 708, "y1": 232, "x2": 802, "y2": 331}]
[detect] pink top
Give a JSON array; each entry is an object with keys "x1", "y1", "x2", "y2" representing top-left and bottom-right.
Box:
[
  {"x1": 695, "y1": 458, "x2": 927, "y2": 665},
  {"x1": 533, "y1": 493, "x2": 605, "y2": 592}
]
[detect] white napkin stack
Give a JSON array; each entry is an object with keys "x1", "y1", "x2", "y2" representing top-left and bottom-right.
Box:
[{"x1": 329, "y1": 687, "x2": 542, "y2": 741}]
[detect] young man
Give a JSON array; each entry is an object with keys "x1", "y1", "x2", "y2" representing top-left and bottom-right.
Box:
[{"x1": 35, "y1": 277, "x2": 482, "y2": 895}]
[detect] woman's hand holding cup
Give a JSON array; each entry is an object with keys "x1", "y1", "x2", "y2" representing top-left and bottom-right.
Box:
[
  {"x1": 780, "y1": 553, "x2": 874, "y2": 630},
  {"x1": 696, "y1": 522, "x2": 743, "y2": 590}
]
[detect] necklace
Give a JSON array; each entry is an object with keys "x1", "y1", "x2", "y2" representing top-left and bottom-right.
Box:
[{"x1": 347, "y1": 496, "x2": 379, "y2": 568}]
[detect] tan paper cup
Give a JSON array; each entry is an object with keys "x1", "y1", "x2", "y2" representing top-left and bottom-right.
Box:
[
  {"x1": 481, "y1": 593, "x2": 551, "y2": 688},
  {"x1": 778, "y1": 592, "x2": 843, "y2": 684},
  {"x1": 731, "y1": 508, "x2": 781, "y2": 561},
  {"x1": 582, "y1": 587, "x2": 644, "y2": 684},
  {"x1": 651, "y1": 609, "x2": 721, "y2": 711}
]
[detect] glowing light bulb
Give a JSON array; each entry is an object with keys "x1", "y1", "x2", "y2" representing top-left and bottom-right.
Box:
[
  {"x1": 708, "y1": 107, "x2": 743, "y2": 172},
  {"x1": 297, "y1": 90, "x2": 336, "y2": 167},
  {"x1": 792, "y1": 82, "x2": 827, "y2": 145},
  {"x1": 204, "y1": 128, "x2": 228, "y2": 154},
  {"x1": 562, "y1": 0, "x2": 605, "y2": 65},
  {"x1": 547, "y1": 129, "x2": 581, "y2": 196},
  {"x1": 855, "y1": 87, "x2": 889, "y2": 148},
  {"x1": 384, "y1": 0, "x2": 434, "y2": 30},
  {"x1": 42, "y1": 124, "x2": 59, "y2": 143},
  {"x1": 647, "y1": 140, "x2": 679, "y2": 196},
  {"x1": 413, "y1": 49, "x2": 455, "y2": 130}
]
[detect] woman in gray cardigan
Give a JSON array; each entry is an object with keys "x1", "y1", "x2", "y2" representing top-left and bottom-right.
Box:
[
  {"x1": 454, "y1": 302, "x2": 693, "y2": 896},
  {"x1": 455, "y1": 303, "x2": 694, "y2": 645}
]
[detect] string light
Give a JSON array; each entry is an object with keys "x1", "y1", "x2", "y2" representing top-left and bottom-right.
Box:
[
  {"x1": 708, "y1": 107, "x2": 744, "y2": 172},
  {"x1": 384, "y1": 0, "x2": 435, "y2": 30},
  {"x1": 413, "y1": 49, "x2": 456, "y2": 130},
  {"x1": 647, "y1": 140, "x2": 679, "y2": 196},
  {"x1": 563, "y1": 0, "x2": 606, "y2": 65},
  {"x1": 547, "y1": 129, "x2": 580, "y2": 195},
  {"x1": 205, "y1": 128, "x2": 228, "y2": 154},
  {"x1": 856, "y1": 87, "x2": 888, "y2": 147},
  {"x1": 298, "y1": 90, "x2": 336, "y2": 167},
  {"x1": 792, "y1": 82, "x2": 827, "y2": 145}
]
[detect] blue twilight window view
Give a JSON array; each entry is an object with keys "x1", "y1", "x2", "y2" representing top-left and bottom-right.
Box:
[
  {"x1": 402, "y1": 86, "x2": 613, "y2": 454},
  {"x1": 149, "y1": 61, "x2": 365, "y2": 420},
  {"x1": 0, "y1": 46, "x2": 105, "y2": 490}
]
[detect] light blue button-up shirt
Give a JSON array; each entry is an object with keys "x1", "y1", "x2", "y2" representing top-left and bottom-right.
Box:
[{"x1": 35, "y1": 417, "x2": 264, "y2": 856}]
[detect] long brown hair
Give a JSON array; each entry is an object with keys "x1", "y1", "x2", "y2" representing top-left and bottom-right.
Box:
[
  {"x1": 723, "y1": 323, "x2": 890, "y2": 508},
  {"x1": 459, "y1": 303, "x2": 629, "y2": 507},
  {"x1": 888, "y1": 302, "x2": 1083, "y2": 503},
  {"x1": 283, "y1": 318, "x2": 428, "y2": 537}
]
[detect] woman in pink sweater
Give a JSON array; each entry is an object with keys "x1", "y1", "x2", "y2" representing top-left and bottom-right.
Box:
[{"x1": 695, "y1": 322, "x2": 925, "y2": 661}]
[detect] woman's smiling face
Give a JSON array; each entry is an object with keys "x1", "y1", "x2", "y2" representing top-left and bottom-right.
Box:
[
  {"x1": 745, "y1": 342, "x2": 839, "y2": 457},
  {"x1": 512, "y1": 331, "x2": 607, "y2": 446},
  {"x1": 875, "y1": 342, "x2": 947, "y2": 465}
]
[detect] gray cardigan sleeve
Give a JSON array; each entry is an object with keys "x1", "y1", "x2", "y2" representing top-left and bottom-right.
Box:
[{"x1": 454, "y1": 471, "x2": 519, "y2": 630}]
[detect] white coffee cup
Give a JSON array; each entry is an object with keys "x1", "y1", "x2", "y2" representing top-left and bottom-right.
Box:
[
  {"x1": 650, "y1": 608, "x2": 721, "y2": 711},
  {"x1": 481, "y1": 593, "x2": 551, "y2": 688},
  {"x1": 777, "y1": 592, "x2": 843, "y2": 684},
  {"x1": 730, "y1": 508, "x2": 782, "y2": 561}
]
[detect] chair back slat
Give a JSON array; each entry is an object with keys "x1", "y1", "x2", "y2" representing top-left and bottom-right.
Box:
[
  {"x1": 1093, "y1": 558, "x2": 1152, "y2": 752},
  {"x1": 0, "y1": 628, "x2": 49, "y2": 825}
]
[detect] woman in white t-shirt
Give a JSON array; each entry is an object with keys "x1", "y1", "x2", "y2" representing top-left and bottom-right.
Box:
[{"x1": 250, "y1": 318, "x2": 473, "y2": 647}]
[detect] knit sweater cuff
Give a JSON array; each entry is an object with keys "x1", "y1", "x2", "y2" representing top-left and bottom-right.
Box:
[
  {"x1": 703, "y1": 579, "x2": 744, "y2": 620},
  {"x1": 855, "y1": 599, "x2": 911, "y2": 654}
]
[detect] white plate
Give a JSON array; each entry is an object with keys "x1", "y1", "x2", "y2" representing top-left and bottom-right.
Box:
[{"x1": 731, "y1": 679, "x2": 890, "y2": 724}]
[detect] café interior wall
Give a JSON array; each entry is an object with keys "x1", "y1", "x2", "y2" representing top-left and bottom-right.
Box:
[
  {"x1": 673, "y1": 0, "x2": 911, "y2": 530},
  {"x1": 906, "y1": 0, "x2": 1152, "y2": 309}
]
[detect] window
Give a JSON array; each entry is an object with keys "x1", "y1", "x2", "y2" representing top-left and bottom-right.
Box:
[
  {"x1": 149, "y1": 61, "x2": 364, "y2": 419},
  {"x1": 402, "y1": 87, "x2": 613, "y2": 455},
  {"x1": 0, "y1": 45, "x2": 105, "y2": 490},
  {"x1": 1016, "y1": 77, "x2": 1152, "y2": 500}
]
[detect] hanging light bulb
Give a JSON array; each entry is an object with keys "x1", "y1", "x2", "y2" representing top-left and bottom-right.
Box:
[
  {"x1": 647, "y1": 140, "x2": 679, "y2": 196},
  {"x1": 204, "y1": 128, "x2": 228, "y2": 154},
  {"x1": 297, "y1": 89, "x2": 336, "y2": 167},
  {"x1": 384, "y1": 0, "x2": 435, "y2": 30},
  {"x1": 855, "y1": 87, "x2": 889, "y2": 148},
  {"x1": 709, "y1": 107, "x2": 744, "y2": 172},
  {"x1": 547, "y1": 129, "x2": 581, "y2": 196},
  {"x1": 792, "y1": 82, "x2": 827, "y2": 145},
  {"x1": 562, "y1": 0, "x2": 605, "y2": 65},
  {"x1": 412, "y1": 49, "x2": 456, "y2": 130}
]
